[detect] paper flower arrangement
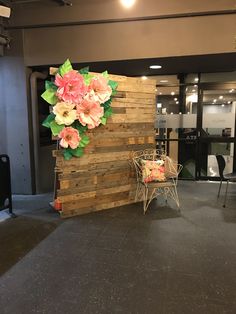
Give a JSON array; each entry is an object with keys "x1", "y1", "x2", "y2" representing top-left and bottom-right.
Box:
[{"x1": 41, "y1": 59, "x2": 118, "y2": 160}]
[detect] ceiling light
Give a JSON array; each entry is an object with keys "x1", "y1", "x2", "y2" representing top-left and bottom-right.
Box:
[
  {"x1": 221, "y1": 104, "x2": 225, "y2": 107},
  {"x1": 141, "y1": 76, "x2": 147, "y2": 80},
  {"x1": 219, "y1": 95, "x2": 223, "y2": 99},
  {"x1": 213, "y1": 99, "x2": 217, "y2": 103},
  {"x1": 159, "y1": 92, "x2": 162, "y2": 95},
  {"x1": 171, "y1": 92, "x2": 175, "y2": 96},
  {"x1": 194, "y1": 78, "x2": 199, "y2": 82},
  {"x1": 160, "y1": 80, "x2": 168, "y2": 83},
  {"x1": 120, "y1": 0, "x2": 136, "y2": 8},
  {"x1": 227, "y1": 101, "x2": 231, "y2": 104},
  {"x1": 0, "y1": 5, "x2": 11, "y2": 18},
  {"x1": 150, "y1": 65, "x2": 162, "y2": 69},
  {"x1": 176, "y1": 101, "x2": 179, "y2": 104},
  {"x1": 192, "y1": 89, "x2": 196, "y2": 92},
  {"x1": 174, "y1": 98, "x2": 177, "y2": 101},
  {"x1": 194, "y1": 85, "x2": 197, "y2": 87},
  {"x1": 229, "y1": 89, "x2": 234, "y2": 93}
]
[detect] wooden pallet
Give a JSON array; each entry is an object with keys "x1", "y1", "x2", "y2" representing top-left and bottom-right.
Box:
[{"x1": 53, "y1": 73, "x2": 156, "y2": 218}]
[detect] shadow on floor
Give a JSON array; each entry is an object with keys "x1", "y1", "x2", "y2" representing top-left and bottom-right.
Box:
[{"x1": 0, "y1": 215, "x2": 61, "y2": 276}]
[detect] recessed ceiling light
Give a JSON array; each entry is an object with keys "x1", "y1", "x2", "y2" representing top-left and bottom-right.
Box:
[
  {"x1": 141, "y1": 76, "x2": 148, "y2": 80},
  {"x1": 227, "y1": 101, "x2": 231, "y2": 104},
  {"x1": 176, "y1": 101, "x2": 179, "y2": 104},
  {"x1": 120, "y1": 0, "x2": 136, "y2": 8},
  {"x1": 171, "y1": 92, "x2": 175, "y2": 95},
  {"x1": 160, "y1": 80, "x2": 168, "y2": 83},
  {"x1": 194, "y1": 84, "x2": 197, "y2": 87},
  {"x1": 174, "y1": 98, "x2": 178, "y2": 101},
  {"x1": 219, "y1": 95, "x2": 223, "y2": 99},
  {"x1": 159, "y1": 92, "x2": 162, "y2": 95},
  {"x1": 194, "y1": 78, "x2": 199, "y2": 82},
  {"x1": 221, "y1": 104, "x2": 225, "y2": 107},
  {"x1": 213, "y1": 99, "x2": 217, "y2": 103},
  {"x1": 229, "y1": 89, "x2": 234, "y2": 93},
  {"x1": 150, "y1": 65, "x2": 162, "y2": 69}
]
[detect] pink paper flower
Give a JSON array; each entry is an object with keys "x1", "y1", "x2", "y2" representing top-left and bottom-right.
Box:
[
  {"x1": 76, "y1": 99, "x2": 104, "y2": 129},
  {"x1": 58, "y1": 127, "x2": 81, "y2": 149},
  {"x1": 87, "y1": 75, "x2": 112, "y2": 104},
  {"x1": 55, "y1": 70, "x2": 87, "y2": 104}
]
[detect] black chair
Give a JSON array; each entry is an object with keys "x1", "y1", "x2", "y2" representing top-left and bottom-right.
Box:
[{"x1": 216, "y1": 155, "x2": 236, "y2": 207}]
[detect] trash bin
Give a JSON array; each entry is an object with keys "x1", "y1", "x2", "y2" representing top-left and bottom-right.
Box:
[{"x1": 0, "y1": 154, "x2": 16, "y2": 217}]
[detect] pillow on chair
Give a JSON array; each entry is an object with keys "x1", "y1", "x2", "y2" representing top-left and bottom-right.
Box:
[{"x1": 141, "y1": 159, "x2": 166, "y2": 183}]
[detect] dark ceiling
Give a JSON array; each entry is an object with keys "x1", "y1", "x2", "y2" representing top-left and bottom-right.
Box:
[{"x1": 33, "y1": 53, "x2": 236, "y2": 77}]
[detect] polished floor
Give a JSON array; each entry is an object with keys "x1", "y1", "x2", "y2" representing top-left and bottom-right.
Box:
[{"x1": 0, "y1": 181, "x2": 236, "y2": 314}]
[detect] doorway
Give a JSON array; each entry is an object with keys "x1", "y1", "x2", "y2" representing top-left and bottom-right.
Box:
[
  {"x1": 197, "y1": 83, "x2": 236, "y2": 180},
  {"x1": 155, "y1": 76, "x2": 236, "y2": 181}
]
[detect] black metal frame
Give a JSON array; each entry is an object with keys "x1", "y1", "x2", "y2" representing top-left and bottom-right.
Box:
[{"x1": 197, "y1": 82, "x2": 236, "y2": 180}]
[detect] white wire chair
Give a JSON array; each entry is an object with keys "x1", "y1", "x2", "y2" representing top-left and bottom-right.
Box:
[{"x1": 132, "y1": 149, "x2": 183, "y2": 214}]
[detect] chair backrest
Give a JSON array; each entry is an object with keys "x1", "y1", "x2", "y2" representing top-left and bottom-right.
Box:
[
  {"x1": 164, "y1": 156, "x2": 183, "y2": 179},
  {"x1": 131, "y1": 149, "x2": 182, "y2": 182},
  {"x1": 132, "y1": 149, "x2": 165, "y2": 182},
  {"x1": 216, "y1": 155, "x2": 226, "y2": 179}
]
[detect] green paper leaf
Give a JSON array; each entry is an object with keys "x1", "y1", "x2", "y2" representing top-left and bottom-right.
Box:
[
  {"x1": 83, "y1": 73, "x2": 94, "y2": 85},
  {"x1": 42, "y1": 113, "x2": 55, "y2": 128},
  {"x1": 102, "y1": 98, "x2": 112, "y2": 109},
  {"x1": 108, "y1": 80, "x2": 118, "y2": 96},
  {"x1": 49, "y1": 120, "x2": 64, "y2": 136},
  {"x1": 102, "y1": 70, "x2": 109, "y2": 78},
  {"x1": 101, "y1": 117, "x2": 107, "y2": 125},
  {"x1": 104, "y1": 107, "x2": 113, "y2": 118},
  {"x1": 59, "y1": 59, "x2": 73, "y2": 77},
  {"x1": 108, "y1": 80, "x2": 118, "y2": 91},
  {"x1": 79, "y1": 66, "x2": 89, "y2": 75},
  {"x1": 73, "y1": 121, "x2": 88, "y2": 135},
  {"x1": 41, "y1": 89, "x2": 57, "y2": 105},
  {"x1": 45, "y1": 80, "x2": 57, "y2": 91},
  {"x1": 69, "y1": 147, "x2": 84, "y2": 157},
  {"x1": 63, "y1": 149, "x2": 73, "y2": 160},
  {"x1": 79, "y1": 135, "x2": 90, "y2": 148}
]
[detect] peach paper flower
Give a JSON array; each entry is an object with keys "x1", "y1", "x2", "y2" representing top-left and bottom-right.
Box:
[
  {"x1": 76, "y1": 99, "x2": 104, "y2": 129},
  {"x1": 58, "y1": 127, "x2": 81, "y2": 149},
  {"x1": 55, "y1": 70, "x2": 87, "y2": 104},
  {"x1": 53, "y1": 102, "x2": 77, "y2": 125},
  {"x1": 87, "y1": 75, "x2": 112, "y2": 104}
]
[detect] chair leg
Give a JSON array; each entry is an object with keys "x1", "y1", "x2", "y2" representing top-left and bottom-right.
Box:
[
  {"x1": 217, "y1": 180, "x2": 222, "y2": 198},
  {"x1": 223, "y1": 180, "x2": 229, "y2": 208},
  {"x1": 135, "y1": 182, "x2": 141, "y2": 202},
  {"x1": 143, "y1": 187, "x2": 149, "y2": 214}
]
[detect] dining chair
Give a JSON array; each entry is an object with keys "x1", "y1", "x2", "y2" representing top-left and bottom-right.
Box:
[
  {"x1": 215, "y1": 155, "x2": 236, "y2": 207},
  {"x1": 132, "y1": 149, "x2": 183, "y2": 214}
]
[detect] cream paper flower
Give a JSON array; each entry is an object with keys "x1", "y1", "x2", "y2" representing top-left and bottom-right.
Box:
[{"x1": 53, "y1": 102, "x2": 77, "y2": 125}]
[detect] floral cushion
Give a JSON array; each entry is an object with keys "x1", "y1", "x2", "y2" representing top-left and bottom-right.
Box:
[{"x1": 141, "y1": 159, "x2": 166, "y2": 183}]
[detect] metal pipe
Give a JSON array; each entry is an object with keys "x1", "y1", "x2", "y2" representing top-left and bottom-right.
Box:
[{"x1": 30, "y1": 71, "x2": 47, "y2": 194}]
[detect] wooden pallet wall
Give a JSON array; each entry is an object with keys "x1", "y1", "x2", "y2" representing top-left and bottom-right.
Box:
[{"x1": 54, "y1": 74, "x2": 156, "y2": 218}]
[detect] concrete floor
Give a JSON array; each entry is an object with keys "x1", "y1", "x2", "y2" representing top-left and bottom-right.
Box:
[{"x1": 0, "y1": 181, "x2": 235, "y2": 314}]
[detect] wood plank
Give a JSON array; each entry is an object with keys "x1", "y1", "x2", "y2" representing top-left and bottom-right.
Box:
[{"x1": 52, "y1": 72, "x2": 156, "y2": 217}]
